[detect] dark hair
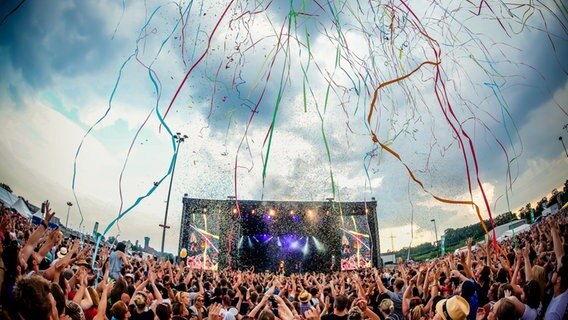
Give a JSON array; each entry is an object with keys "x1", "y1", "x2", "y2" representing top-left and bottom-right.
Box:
[
  {"x1": 523, "y1": 281, "x2": 540, "y2": 309},
  {"x1": 51, "y1": 283, "x2": 66, "y2": 316},
  {"x1": 496, "y1": 268, "x2": 509, "y2": 283},
  {"x1": 156, "y1": 303, "x2": 172, "y2": 320},
  {"x1": 65, "y1": 301, "x2": 84, "y2": 320},
  {"x1": 172, "y1": 302, "x2": 185, "y2": 316},
  {"x1": 250, "y1": 291, "x2": 259, "y2": 303},
  {"x1": 258, "y1": 309, "x2": 275, "y2": 320},
  {"x1": 111, "y1": 278, "x2": 128, "y2": 304},
  {"x1": 111, "y1": 301, "x2": 129, "y2": 320},
  {"x1": 480, "y1": 266, "x2": 491, "y2": 283},
  {"x1": 449, "y1": 277, "x2": 460, "y2": 288},
  {"x1": 412, "y1": 286, "x2": 420, "y2": 297},
  {"x1": 558, "y1": 265, "x2": 568, "y2": 290},
  {"x1": 494, "y1": 298, "x2": 516, "y2": 320},
  {"x1": 507, "y1": 252, "x2": 515, "y2": 266},
  {"x1": 498, "y1": 284, "x2": 513, "y2": 300},
  {"x1": 222, "y1": 295, "x2": 232, "y2": 307},
  {"x1": 116, "y1": 242, "x2": 126, "y2": 253},
  {"x1": 431, "y1": 296, "x2": 444, "y2": 312},
  {"x1": 489, "y1": 283, "x2": 501, "y2": 302},
  {"x1": 334, "y1": 294, "x2": 349, "y2": 312},
  {"x1": 14, "y1": 276, "x2": 53, "y2": 320},
  {"x1": 394, "y1": 279, "x2": 405, "y2": 291}
]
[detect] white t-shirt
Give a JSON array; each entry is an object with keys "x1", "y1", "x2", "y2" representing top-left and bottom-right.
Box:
[
  {"x1": 221, "y1": 307, "x2": 238, "y2": 320},
  {"x1": 544, "y1": 289, "x2": 568, "y2": 320}
]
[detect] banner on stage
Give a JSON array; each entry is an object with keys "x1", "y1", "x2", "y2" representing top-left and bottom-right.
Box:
[
  {"x1": 340, "y1": 215, "x2": 372, "y2": 271},
  {"x1": 185, "y1": 213, "x2": 219, "y2": 270}
]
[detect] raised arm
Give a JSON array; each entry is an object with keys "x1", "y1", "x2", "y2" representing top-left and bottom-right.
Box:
[
  {"x1": 466, "y1": 238, "x2": 473, "y2": 267},
  {"x1": 550, "y1": 221, "x2": 564, "y2": 270},
  {"x1": 511, "y1": 250, "x2": 521, "y2": 287},
  {"x1": 274, "y1": 295, "x2": 295, "y2": 320},
  {"x1": 402, "y1": 283, "x2": 413, "y2": 318},
  {"x1": 397, "y1": 258, "x2": 408, "y2": 280},
  {"x1": 73, "y1": 269, "x2": 94, "y2": 310},
  {"x1": 93, "y1": 281, "x2": 113, "y2": 320},
  {"x1": 198, "y1": 269, "x2": 205, "y2": 295},
  {"x1": 96, "y1": 262, "x2": 110, "y2": 294},
  {"x1": 522, "y1": 244, "x2": 533, "y2": 282},
  {"x1": 354, "y1": 298, "x2": 380, "y2": 320},
  {"x1": 37, "y1": 229, "x2": 62, "y2": 261},
  {"x1": 19, "y1": 201, "x2": 55, "y2": 263},
  {"x1": 235, "y1": 285, "x2": 244, "y2": 313},
  {"x1": 149, "y1": 272, "x2": 163, "y2": 312},
  {"x1": 374, "y1": 269, "x2": 387, "y2": 294},
  {"x1": 329, "y1": 277, "x2": 337, "y2": 298},
  {"x1": 248, "y1": 285, "x2": 274, "y2": 318},
  {"x1": 461, "y1": 252, "x2": 474, "y2": 279},
  {"x1": 423, "y1": 265, "x2": 432, "y2": 295}
]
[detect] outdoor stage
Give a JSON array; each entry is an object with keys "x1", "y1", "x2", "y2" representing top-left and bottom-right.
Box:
[{"x1": 178, "y1": 197, "x2": 380, "y2": 272}]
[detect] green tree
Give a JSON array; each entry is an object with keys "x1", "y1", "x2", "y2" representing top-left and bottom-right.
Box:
[{"x1": 518, "y1": 207, "x2": 526, "y2": 220}]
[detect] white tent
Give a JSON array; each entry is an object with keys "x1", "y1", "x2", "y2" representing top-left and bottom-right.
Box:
[
  {"x1": 11, "y1": 198, "x2": 34, "y2": 218},
  {"x1": 0, "y1": 186, "x2": 19, "y2": 207},
  {"x1": 497, "y1": 223, "x2": 531, "y2": 242}
]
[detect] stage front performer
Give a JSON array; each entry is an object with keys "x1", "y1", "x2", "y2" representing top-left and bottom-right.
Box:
[{"x1": 278, "y1": 260, "x2": 285, "y2": 275}]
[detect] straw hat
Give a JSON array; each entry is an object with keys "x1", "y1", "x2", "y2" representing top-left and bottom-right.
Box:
[
  {"x1": 75, "y1": 259, "x2": 91, "y2": 269},
  {"x1": 57, "y1": 247, "x2": 68, "y2": 259},
  {"x1": 298, "y1": 290, "x2": 312, "y2": 303},
  {"x1": 435, "y1": 296, "x2": 470, "y2": 320}
]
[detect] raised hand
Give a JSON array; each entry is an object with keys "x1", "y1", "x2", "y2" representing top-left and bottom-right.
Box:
[
  {"x1": 353, "y1": 298, "x2": 368, "y2": 312},
  {"x1": 275, "y1": 296, "x2": 294, "y2": 320},
  {"x1": 49, "y1": 229, "x2": 63, "y2": 245},
  {"x1": 522, "y1": 243, "x2": 530, "y2": 257},
  {"x1": 43, "y1": 200, "x2": 55, "y2": 224},
  {"x1": 209, "y1": 303, "x2": 223, "y2": 320},
  {"x1": 105, "y1": 280, "x2": 114, "y2": 293},
  {"x1": 450, "y1": 270, "x2": 461, "y2": 279},
  {"x1": 304, "y1": 307, "x2": 320, "y2": 320},
  {"x1": 476, "y1": 307, "x2": 486, "y2": 320}
]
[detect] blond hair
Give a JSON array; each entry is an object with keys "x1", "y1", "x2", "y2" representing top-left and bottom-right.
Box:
[
  {"x1": 532, "y1": 265, "x2": 547, "y2": 300},
  {"x1": 411, "y1": 304, "x2": 425, "y2": 320},
  {"x1": 379, "y1": 299, "x2": 394, "y2": 315},
  {"x1": 133, "y1": 293, "x2": 146, "y2": 307},
  {"x1": 87, "y1": 286, "x2": 99, "y2": 307}
]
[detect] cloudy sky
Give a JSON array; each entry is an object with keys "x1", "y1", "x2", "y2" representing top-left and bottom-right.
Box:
[{"x1": 0, "y1": 0, "x2": 567, "y2": 254}]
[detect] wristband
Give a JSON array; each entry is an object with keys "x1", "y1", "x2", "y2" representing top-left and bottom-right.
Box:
[{"x1": 41, "y1": 221, "x2": 48, "y2": 229}]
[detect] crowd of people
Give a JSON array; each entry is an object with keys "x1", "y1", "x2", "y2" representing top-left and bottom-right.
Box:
[{"x1": 0, "y1": 200, "x2": 566, "y2": 320}]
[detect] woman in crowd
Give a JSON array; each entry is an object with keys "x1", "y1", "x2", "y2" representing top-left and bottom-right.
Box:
[{"x1": 110, "y1": 242, "x2": 131, "y2": 280}]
